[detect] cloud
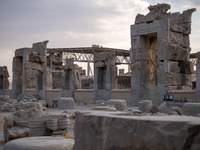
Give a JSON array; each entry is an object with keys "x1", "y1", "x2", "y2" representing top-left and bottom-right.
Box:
[{"x1": 0, "y1": 0, "x2": 150, "y2": 50}]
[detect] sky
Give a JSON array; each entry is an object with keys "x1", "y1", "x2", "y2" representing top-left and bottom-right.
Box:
[{"x1": 0, "y1": 0, "x2": 200, "y2": 82}]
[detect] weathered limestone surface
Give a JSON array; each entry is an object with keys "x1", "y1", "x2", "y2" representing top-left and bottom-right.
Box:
[
  {"x1": 3, "y1": 136, "x2": 74, "y2": 150},
  {"x1": 58, "y1": 97, "x2": 75, "y2": 109},
  {"x1": 107, "y1": 99, "x2": 127, "y2": 111},
  {"x1": 94, "y1": 52, "x2": 117, "y2": 101},
  {"x1": 138, "y1": 100, "x2": 152, "y2": 113},
  {"x1": 12, "y1": 41, "x2": 49, "y2": 99},
  {"x1": 183, "y1": 103, "x2": 200, "y2": 116},
  {"x1": 17, "y1": 102, "x2": 43, "y2": 119},
  {"x1": 61, "y1": 58, "x2": 81, "y2": 98},
  {"x1": 131, "y1": 3, "x2": 195, "y2": 105},
  {"x1": 0, "y1": 95, "x2": 16, "y2": 112},
  {"x1": 0, "y1": 66, "x2": 9, "y2": 91},
  {"x1": 74, "y1": 111, "x2": 200, "y2": 150},
  {"x1": 4, "y1": 113, "x2": 70, "y2": 142}
]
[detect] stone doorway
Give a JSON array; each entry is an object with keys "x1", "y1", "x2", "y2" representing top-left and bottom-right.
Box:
[{"x1": 140, "y1": 34, "x2": 159, "y2": 102}]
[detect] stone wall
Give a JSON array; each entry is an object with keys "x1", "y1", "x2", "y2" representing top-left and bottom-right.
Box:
[
  {"x1": 131, "y1": 3, "x2": 195, "y2": 105},
  {"x1": 12, "y1": 41, "x2": 49, "y2": 99}
]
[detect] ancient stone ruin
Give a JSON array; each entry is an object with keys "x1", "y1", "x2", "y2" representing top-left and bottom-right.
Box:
[
  {"x1": 0, "y1": 66, "x2": 9, "y2": 92},
  {"x1": 12, "y1": 41, "x2": 50, "y2": 99},
  {"x1": 94, "y1": 51, "x2": 118, "y2": 100},
  {"x1": 1, "y1": 3, "x2": 200, "y2": 150},
  {"x1": 131, "y1": 3, "x2": 195, "y2": 105}
]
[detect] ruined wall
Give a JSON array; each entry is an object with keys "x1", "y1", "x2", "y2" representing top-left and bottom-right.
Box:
[
  {"x1": 12, "y1": 41, "x2": 50, "y2": 99},
  {"x1": 131, "y1": 3, "x2": 195, "y2": 105},
  {"x1": 0, "y1": 66, "x2": 9, "y2": 91},
  {"x1": 94, "y1": 52, "x2": 117, "y2": 101}
]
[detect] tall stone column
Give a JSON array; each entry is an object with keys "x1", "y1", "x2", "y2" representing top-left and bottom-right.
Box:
[{"x1": 196, "y1": 52, "x2": 200, "y2": 100}]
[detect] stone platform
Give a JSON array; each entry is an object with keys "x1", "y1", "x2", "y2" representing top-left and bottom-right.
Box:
[
  {"x1": 3, "y1": 136, "x2": 74, "y2": 150},
  {"x1": 74, "y1": 111, "x2": 200, "y2": 150}
]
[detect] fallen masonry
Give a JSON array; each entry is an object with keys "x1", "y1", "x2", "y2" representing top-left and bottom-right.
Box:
[
  {"x1": 0, "y1": 2, "x2": 200, "y2": 150},
  {"x1": 73, "y1": 111, "x2": 200, "y2": 150}
]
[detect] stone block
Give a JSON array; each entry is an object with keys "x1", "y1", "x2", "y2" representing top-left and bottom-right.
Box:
[
  {"x1": 166, "y1": 61, "x2": 180, "y2": 73},
  {"x1": 166, "y1": 73, "x2": 191, "y2": 86},
  {"x1": 32, "y1": 40, "x2": 48, "y2": 56},
  {"x1": 3, "y1": 136, "x2": 74, "y2": 150},
  {"x1": 73, "y1": 111, "x2": 200, "y2": 150},
  {"x1": 94, "y1": 90, "x2": 111, "y2": 101},
  {"x1": 46, "y1": 119, "x2": 58, "y2": 131},
  {"x1": 138, "y1": 100, "x2": 152, "y2": 112},
  {"x1": 107, "y1": 99, "x2": 127, "y2": 111},
  {"x1": 170, "y1": 24, "x2": 184, "y2": 33},
  {"x1": 18, "y1": 102, "x2": 43, "y2": 119},
  {"x1": 58, "y1": 117, "x2": 70, "y2": 130},
  {"x1": 92, "y1": 106, "x2": 116, "y2": 111},
  {"x1": 169, "y1": 31, "x2": 184, "y2": 46},
  {"x1": 39, "y1": 56, "x2": 46, "y2": 63},
  {"x1": 30, "y1": 62, "x2": 42, "y2": 71},
  {"x1": 183, "y1": 103, "x2": 200, "y2": 116},
  {"x1": 4, "y1": 126, "x2": 30, "y2": 142},
  {"x1": 94, "y1": 61, "x2": 105, "y2": 68},
  {"x1": 58, "y1": 97, "x2": 74, "y2": 109},
  {"x1": 29, "y1": 55, "x2": 40, "y2": 63},
  {"x1": 167, "y1": 44, "x2": 190, "y2": 61}
]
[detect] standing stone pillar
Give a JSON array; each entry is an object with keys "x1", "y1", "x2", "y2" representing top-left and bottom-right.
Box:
[
  {"x1": 61, "y1": 58, "x2": 81, "y2": 98},
  {"x1": 196, "y1": 52, "x2": 200, "y2": 101},
  {"x1": 33, "y1": 40, "x2": 49, "y2": 99},
  {"x1": 94, "y1": 52, "x2": 117, "y2": 101}
]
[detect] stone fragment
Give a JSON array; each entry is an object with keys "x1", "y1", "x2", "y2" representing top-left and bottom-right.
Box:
[
  {"x1": 58, "y1": 97, "x2": 74, "y2": 109},
  {"x1": 138, "y1": 100, "x2": 153, "y2": 113},
  {"x1": 38, "y1": 100, "x2": 47, "y2": 107},
  {"x1": 0, "y1": 95, "x2": 10, "y2": 102},
  {"x1": 3, "y1": 136, "x2": 74, "y2": 150},
  {"x1": 158, "y1": 104, "x2": 169, "y2": 114},
  {"x1": 183, "y1": 103, "x2": 200, "y2": 116},
  {"x1": 17, "y1": 102, "x2": 43, "y2": 119},
  {"x1": 46, "y1": 119, "x2": 58, "y2": 131},
  {"x1": 4, "y1": 126, "x2": 29, "y2": 142},
  {"x1": 107, "y1": 99, "x2": 127, "y2": 111},
  {"x1": 0, "y1": 103, "x2": 16, "y2": 112}
]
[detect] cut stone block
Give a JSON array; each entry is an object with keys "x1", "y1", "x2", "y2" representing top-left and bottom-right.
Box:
[
  {"x1": 58, "y1": 97, "x2": 74, "y2": 109},
  {"x1": 183, "y1": 103, "x2": 200, "y2": 116},
  {"x1": 107, "y1": 99, "x2": 127, "y2": 111},
  {"x1": 73, "y1": 111, "x2": 200, "y2": 150},
  {"x1": 138, "y1": 100, "x2": 152, "y2": 113}
]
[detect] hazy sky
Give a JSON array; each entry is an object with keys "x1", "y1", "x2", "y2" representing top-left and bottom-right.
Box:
[{"x1": 0, "y1": 0, "x2": 200, "y2": 81}]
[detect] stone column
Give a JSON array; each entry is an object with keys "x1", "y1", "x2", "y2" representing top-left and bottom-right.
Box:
[{"x1": 196, "y1": 52, "x2": 200, "y2": 101}]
